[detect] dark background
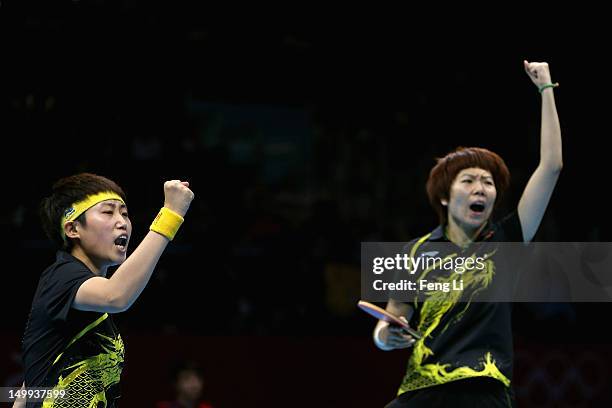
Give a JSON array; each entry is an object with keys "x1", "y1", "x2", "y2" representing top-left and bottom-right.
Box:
[{"x1": 1, "y1": 2, "x2": 611, "y2": 407}]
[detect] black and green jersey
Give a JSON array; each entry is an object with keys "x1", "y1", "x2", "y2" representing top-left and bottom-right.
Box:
[
  {"x1": 396, "y1": 211, "x2": 524, "y2": 396},
  {"x1": 22, "y1": 251, "x2": 125, "y2": 407}
]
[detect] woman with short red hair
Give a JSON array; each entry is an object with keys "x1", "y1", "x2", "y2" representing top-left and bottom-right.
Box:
[{"x1": 375, "y1": 61, "x2": 562, "y2": 408}]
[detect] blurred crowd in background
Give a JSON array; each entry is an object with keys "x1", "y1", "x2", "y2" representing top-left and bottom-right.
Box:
[{"x1": 1, "y1": 2, "x2": 612, "y2": 406}]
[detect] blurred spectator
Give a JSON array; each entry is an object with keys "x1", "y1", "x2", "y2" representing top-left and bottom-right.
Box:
[{"x1": 156, "y1": 360, "x2": 215, "y2": 408}]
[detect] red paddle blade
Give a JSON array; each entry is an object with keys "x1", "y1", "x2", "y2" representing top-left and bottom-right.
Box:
[{"x1": 357, "y1": 300, "x2": 422, "y2": 339}]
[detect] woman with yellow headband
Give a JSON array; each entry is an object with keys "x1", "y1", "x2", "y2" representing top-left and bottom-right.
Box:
[{"x1": 16, "y1": 173, "x2": 194, "y2": 408}]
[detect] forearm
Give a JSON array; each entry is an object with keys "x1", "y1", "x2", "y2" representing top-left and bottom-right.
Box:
[
  {"x1": 12, "y1": 382, "x2": 26, "y2": 407},
  {"x1": 539, "y1": 88, "x2": 563, "y2": 170},
  {"x1": 107, "y1": 231, "x2": 169, "y2": 310}
]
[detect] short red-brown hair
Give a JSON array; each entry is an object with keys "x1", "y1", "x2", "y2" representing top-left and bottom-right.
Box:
[{"x1": 426, "y1": 147, "x2": 510, "y2": 225}]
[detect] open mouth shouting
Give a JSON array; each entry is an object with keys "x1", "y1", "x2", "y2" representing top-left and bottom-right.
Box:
[
  {"x1": 468, "y1": 200, "x2": 487, "y2": 217},
  {"x1": 114, "y1": 234, "x2": 129, "y2": 252}
]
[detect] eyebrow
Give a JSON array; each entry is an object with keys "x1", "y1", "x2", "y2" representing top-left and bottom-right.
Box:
[
  {"x1": 101, "y1": 202, "x2": 127, "y2": 209},
  {"x1": 461, "y1": 173, "x2": 493, "y2": 180}
]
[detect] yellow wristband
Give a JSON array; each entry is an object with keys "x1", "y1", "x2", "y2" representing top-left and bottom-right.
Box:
[{"x1": 150, "y1": 207, "x2": 184, "y2": 241}]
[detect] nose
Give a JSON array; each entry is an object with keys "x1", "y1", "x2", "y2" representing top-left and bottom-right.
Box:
[
  {"x1": 114, "y1": 214, "x2": 128, "y2": 230},
  {"x1": 472, "y1": 180, "x2": 486, "y2": 196}
]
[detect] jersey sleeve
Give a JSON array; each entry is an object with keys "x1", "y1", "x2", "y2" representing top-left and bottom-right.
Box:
[{"x1": 43, "y1": 262, "x2": 95, "y2": 323}]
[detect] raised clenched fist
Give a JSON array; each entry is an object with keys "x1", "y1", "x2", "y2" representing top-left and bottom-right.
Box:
[
  {"x1": 163, "y1": 180, "x2": 195, "y2": 217},
  {"x1": 524, "y1": 60, "x2": 554, "y2": 88}
]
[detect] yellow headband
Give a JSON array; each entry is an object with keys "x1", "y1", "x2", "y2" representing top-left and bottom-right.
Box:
[{"x1": 61, "y1": 192, "x2": 126, "y2": 238}]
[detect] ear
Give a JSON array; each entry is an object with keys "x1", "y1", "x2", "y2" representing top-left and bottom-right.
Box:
[{"x1": 64, "y1": 221, "x2": 80, "y2": 239}]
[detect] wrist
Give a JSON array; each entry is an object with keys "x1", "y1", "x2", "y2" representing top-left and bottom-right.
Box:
[
  {"x1": 538, "y1": 82, "x2": 559, "y2": 93},
  {"x1": 373, "y1": 322, "x2": 393, "y2": 351},
  {"x1": 150, "y1": 207, "x2": 184, "y2": 241},
  {"x1": 163, "y1": 203, "x2": 187, "y2": 218}
]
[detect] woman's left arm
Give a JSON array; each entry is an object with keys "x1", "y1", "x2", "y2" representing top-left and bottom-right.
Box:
[{"x1": 518, "y1": 60, "x2": 563, "y2": 242}]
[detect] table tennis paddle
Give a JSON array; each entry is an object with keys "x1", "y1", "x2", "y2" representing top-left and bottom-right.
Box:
[{"x1": 357, "y1": 300, "x2": 422, "y2": 339}]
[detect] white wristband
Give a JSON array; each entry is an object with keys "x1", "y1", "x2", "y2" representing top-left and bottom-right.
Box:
[{"x1": 373, "y1": 321, "x2": 394, "y2": 351}]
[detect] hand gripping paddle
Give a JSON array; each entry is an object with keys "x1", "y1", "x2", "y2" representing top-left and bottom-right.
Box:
[{"x1": 357, "y1": 300, "x2": 422, "y2": 339}]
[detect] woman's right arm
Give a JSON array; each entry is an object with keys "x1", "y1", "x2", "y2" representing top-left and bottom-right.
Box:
[
  {"x1": 373, "y1": 299, "x2": 416, "y2": 351},
  {"x1": 74, "y1": 180, "x2": 195, "y2": 313}
]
